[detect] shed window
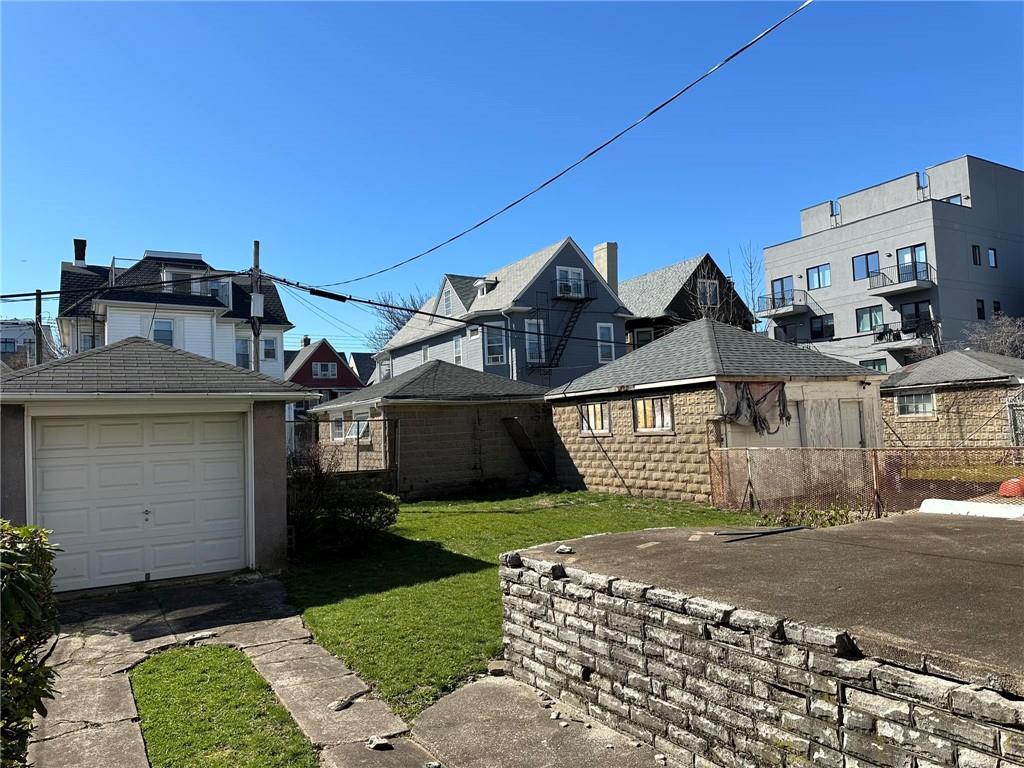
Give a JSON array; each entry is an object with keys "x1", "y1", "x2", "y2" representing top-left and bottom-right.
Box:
[
  {"x1": 896, "y1": 392, "x2": 935, "y2": 416},
  {"x1": 633, "y1": 396, "x2": 673, "y2": 431},
  {"x1": 331, "y1": 419, "x2": 346, "y2": 440},
  {"x1": 579, "y1": 402, "x2": 610, "y2": 434}
]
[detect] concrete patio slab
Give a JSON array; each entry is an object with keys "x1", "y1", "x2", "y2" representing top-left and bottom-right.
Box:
[
  {"x1": 413, "y1": 678, "x2": 659, "y2": 768},
  {"x1": 28, "y1": 719, "x2": 149, "y2": 768},
  {"x1": 320, "y1": 737, "x2": 442, "y2": 768}
]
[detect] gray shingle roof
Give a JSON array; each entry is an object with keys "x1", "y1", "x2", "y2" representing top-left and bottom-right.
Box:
[
  {"x1": 1, "y1": 337, "x2": 310, "y2": 397},
  {"x1": 346, "y1": 352, "x2": 376, "y2": 384},
  {"x1": 549, "y1": 319, "x2": 883, "y2": 397},
  {"x1": 881, "y1": 350, "x2": 1024, "y2": 390},
  {"x1": 445, "y1": 274, "x2": 482, "y2": 312},
  {"x1": 618, "y1": 255, "x2": 704, "y2": 319},
  {"x1": 310, "y1": 360, "x2": 549, "y2": 410}
]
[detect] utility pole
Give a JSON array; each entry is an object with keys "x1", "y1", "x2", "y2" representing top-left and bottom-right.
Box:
[
  {"x1": 34, "y1": 289, "x2": 43, "y2": 365},
  {"x1": 251, "y1": 240, "x2": 263, "y2": 373}
]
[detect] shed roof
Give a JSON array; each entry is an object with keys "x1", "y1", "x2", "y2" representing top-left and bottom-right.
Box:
[
  {"x1": 881, "y1": 350, "x2": 1024, "y2": 390},
  {"x1": 0, "y1": 337, "x2": 310, "y2": 399},
  {"x1": 549, "y1": 319, "x2": 883, "y2": 397},
  {"x1": 310, "y1": 359, "x2": 549, "y2": 411}
]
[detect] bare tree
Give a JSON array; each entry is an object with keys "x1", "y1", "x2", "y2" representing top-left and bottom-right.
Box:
[
  {"x1": 962, "y1": 313, "x2": 1024, "y2": 358},
  {"x1": 679, "y1": 249, "x2": 759, "y2": 330},
  {"x1": 736, "y1": 241, "x2": 763, "y2": 328},
  {"x1": 364, "y1": 288, "x2": 433, "y2": 351}
]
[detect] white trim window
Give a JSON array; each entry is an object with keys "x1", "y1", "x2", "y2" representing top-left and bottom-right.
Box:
[
  {"x1": 442, "y1": 287, "x2": 453, "y2": 315},
  {"x1": 345, "y1": 419, "x2": 371, "y2": 440},
  {"x1": 421, "y1": 345, "x2": 429, "y2": 363},
  {"x1": 80, "y1": 333, "x2": 96, "y2": 351},
  {"x1": 331, "y1": 419, "x2": 346, "y2": 440},
  {"x1": 696, "y1": 279, "x2": 720, "y2": 308},
  {"x1": 596, "y1": 323, "x2": 615, "y2": 364},
  {"x1": 633, "y1": 396, "x2": 673, "y2": 431},
  {"x1": 896, "y1": 391, "x2": 935, "y2": 416},
  {"x1": 525, "y1": 318, "x2": 545, "y2": 364},
  {"x1": 313, "y1": 361, "x2": 337, "y2": 379},
  {"x1": 262, "y1": 337, "x2": 277, "y2": 360},
  {"x1": 579, "y1": 402, "x2": 610, "y2": 434},
  {"x1": 153, "y1": 319, "x2": 174, "y2": 347},
  {"x1": 556, "y1": 266, "x2": 585, "y2": 298},
  {"x1": 484, "y1": 324, "x2": 506, "y2": 365},
  {"x1": 235, "y1": 338, "x2": 251, "y2": 368},
  {"x1": 633, "y1": 328, "x2": 655, "y2": 349},
  {"x1": 453, "y1": 335, "x2": 463, "y2": 366},
  {"x1": 380, "y1": 358, "x2": 392, "y2": 380}
]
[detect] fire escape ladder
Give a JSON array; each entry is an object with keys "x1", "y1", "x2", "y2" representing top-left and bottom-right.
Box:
[{"x1": 548, "y1": 300, "x2": 588, "y2": 368}]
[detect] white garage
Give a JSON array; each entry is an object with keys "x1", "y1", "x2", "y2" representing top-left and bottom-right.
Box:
[{"x1": 1, "y1": 337, "x2": 313, "y2": 591}]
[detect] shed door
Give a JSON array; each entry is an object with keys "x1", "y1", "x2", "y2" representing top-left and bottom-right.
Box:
[
  {"x1": 33, "y1": 414, "x2": 247, "y2": 591},
  {"x1": 839, "y1": 400, "x2": 865, "y2": 448}
]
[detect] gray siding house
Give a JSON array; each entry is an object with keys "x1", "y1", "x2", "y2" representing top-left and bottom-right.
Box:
[
  {"x1": 376, "y1": 238, "x2": 632, "y2": 387},
  {"x1": 760, "y1": 155, "x2": 1023, "y2": 373}
]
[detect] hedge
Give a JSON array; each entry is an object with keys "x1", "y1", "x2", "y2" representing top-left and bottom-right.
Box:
[{"x1": 1, "y1": 521, "x2": 59, "y2": 768}]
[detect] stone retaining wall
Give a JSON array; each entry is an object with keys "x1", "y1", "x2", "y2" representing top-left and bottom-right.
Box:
[{"x1": 499, "y1": 552, "x2": 1024, "y2": 768}]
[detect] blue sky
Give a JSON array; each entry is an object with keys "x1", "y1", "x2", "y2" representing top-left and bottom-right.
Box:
[{"x1": 3, "y1": 1, "x2": 1022, "y2": 352}]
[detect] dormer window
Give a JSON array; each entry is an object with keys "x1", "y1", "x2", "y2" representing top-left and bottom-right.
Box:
[
  {"x1": 208, "y1": 279, "x2": 230, "y2": 307},
  {"x1": 169, "y1": 271, "x2": 192, "y2": 295}
]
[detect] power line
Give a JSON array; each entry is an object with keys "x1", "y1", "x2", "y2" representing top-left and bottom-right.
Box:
[
  {"x1": 278, "y1": 283, "x2": 372, "y2": 343},
  {"x1": 0, "y1": 271, "x2": 248, "y2": 302},
  {"x1": 318, "y1": 0, "x2": 814, "y2": 287}
]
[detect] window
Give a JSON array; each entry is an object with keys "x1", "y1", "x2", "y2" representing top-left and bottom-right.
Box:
[
  {"x1": 453, "y1": 335, "x2": 463, "y2": 366},
  {"x1": 0, "y1": 339, "x2": 14, "y2": 354},
  {"x1": 809, "y1": 314, "x2": 835, "y2": 340},
  {"x1": 169, "y1": 271, "x2": 192, "y2": 295},
  {"x1": 773, "y1": 325, "x2": 797, "y2": 343},
  {"x1": 525, "y1": 318, "x2": 545, "y2": 363},
  {"x1": 895, "y1": 244, "x2": 928, "y2": 282},
  {"x1": 972, "y1": 245, "x2": 982, "y2": 266},
  {"x1": 770, "y1": 276, "x2": 794, "y2": 305},
  {"x1": 900, "y1": 300, "x2": 932, "y2": 332},
  {"x1": 421, "y1": 345, "x2": 429, "y2": 363},
  {"x1": 806, "y1": 263, "x2": 831, "y2": 290},
  {"x1": 262, "y1": 338, "x2": 277, "y2": 360},
  {"x1": 976, "y1": 299, "x2": 986, "y2": 320},
  {"x1": 596, "y1": 323, "x2": 615, "y2": 363},
  {"x1": 468, "y1": 327, "x2": 480, "y2": 338},
  {"x1": 988, "y1": 248, "x2": 998, "y2": 268},
  {"x1": 442, "y1": 288, "x2": 453, "y2": 315},
  {"x1": 556, "y1": 266, "x2": 585, "y2": 297},
  {"x1": 697, "y1": 279, "x2": 720, "y2": 307},
  {"x1": 856, "y1": 305, "x2": 883, "y2": 333},
  {"x1": 345, "y1": 415, "x2": 371, "y2": 440},
  {"x1": 153, "y1": 319, "x2": 174, "y2": 346},
  {"x1": 235, "y1": 338, "x2": 251, "y2": 368},
  {"x1": 579, "y1": 402, "x2": 610, "y2": 434},
  {"x1": 633, "y1": 328, "x2": 655, "y2": 349},
  {"x1": 380, "y1": 359, "x2": 392, "y2": 380},
  {"x1": 859, "y1": 358, "x2": 888, "y2": 373},
  {"x1": 633, "y1": 396, "x2": 673, "y2": 431},
  {"x1": 313, "y1": 362, "x2": 337, "y2": 378},
  {"x1": 852, "y1": 252, "x2": 880, "y2": 281},
  {"x1": 897, "y1": 392, "x2": 935, "y2": 416},
  {"x1": 331, "y1": 419, "x2": 345, "y2": 440},
  {"x1": 993, "y1": 301, "x2": 1002, "y2": 315},
  {"x1": 484, "y1": 324, "x2": 506, "y2": 365},
  {"x1": 940, "y1": 194, "x2": 962, "y2": 205},
  {"x1": 80, "y1": 334, "x2": 96, "y2": 351}
]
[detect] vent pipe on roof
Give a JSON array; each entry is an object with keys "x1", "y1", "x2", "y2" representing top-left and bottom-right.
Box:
[
  {"x1": 593, "y1": 242, "x2": 618, "y2": 294},
  {"x1": 73, "y1": 238, "x2": 87, "y2": 265}
]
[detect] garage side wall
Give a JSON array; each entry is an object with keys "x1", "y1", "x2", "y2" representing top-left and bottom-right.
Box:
[
  {"x1": 253, "y1": 401, "x2": 287, "y2": 571},
  {"x1": 882, "y1": 384, "x2": 1015, "y2": 447},
  {"x1": 552, "y1": 386, "x2": 719, "y2": 502},
  {"x1": 1, "y1": 404, "x2": 27, "y2": 524}
]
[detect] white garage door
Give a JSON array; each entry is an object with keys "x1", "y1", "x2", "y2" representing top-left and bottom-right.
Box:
[{"x1": 33, "y1": 413, "x2": 247, "y2": 591}]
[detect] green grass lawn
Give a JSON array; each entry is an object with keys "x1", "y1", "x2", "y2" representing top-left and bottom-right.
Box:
[
  {"x1": 903, "y1": 464, "x2": 1022, "y2": 482},
  {"x1": 130, "y1": 646, "x2": 318, "y2": 768},
  {"x1": 286, "y1": 489, "x2": 753, "y2": 720}
]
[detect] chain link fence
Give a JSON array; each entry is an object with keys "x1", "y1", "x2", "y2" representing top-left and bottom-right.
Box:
[
  {"x1": 287, "y1": 418, "x2": 395, "y2": 475},
  {"x1": 710, "y1": 447, "x2": 1024, "y2": 516}
]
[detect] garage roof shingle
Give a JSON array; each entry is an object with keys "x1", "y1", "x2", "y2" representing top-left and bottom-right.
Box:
[{"x1": 881, "y1": 350, "x2": 1024, "y2": 390}]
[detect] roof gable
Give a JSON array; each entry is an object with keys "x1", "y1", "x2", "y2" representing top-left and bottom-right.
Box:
[
  {"x1": 881, "y1": 350, "x2": 1024, "y2": 389},
  {"x1": 1, "y1": 337, "x2": 310, "y2": 398},
  {"x1": 550, "y1": 319, "x2": 882, "y2": 397},
  {"x1": 618, "y1": 255, "x2": 705, "y2": 319}
]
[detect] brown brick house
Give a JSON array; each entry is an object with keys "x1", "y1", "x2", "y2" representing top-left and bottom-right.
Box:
[
  {"x1": 546, "y1": 319, "x2": 887, "y2": 502},
  {"x1": 310, "y1": 360, "x2": 554, "y2": 498},
  {"x1": 880, "y1": 350, "x2": 1024, "y2": 447}
]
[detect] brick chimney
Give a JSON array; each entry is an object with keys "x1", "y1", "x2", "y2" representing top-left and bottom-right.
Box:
[
  {"x1": 302, "y1": 335, "x2": 311, "y2": 347},
  {"x1": 73, "y1": 238, "x2": 87, "y2": 265},
  {"x1": 593, "y1": 242, "x2": 618, "y2": 294}
]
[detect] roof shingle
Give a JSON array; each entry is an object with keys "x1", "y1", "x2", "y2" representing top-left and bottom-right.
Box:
[
  {"x1": 618, "y1": 256, "x2": 704, "y2": 319},
  {"x1": 881, "y1": 350, "x2": 1024, "y2": 390}
]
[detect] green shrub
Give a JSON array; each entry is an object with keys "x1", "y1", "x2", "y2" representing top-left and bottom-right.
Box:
[
  {"x1": 289, "y1": 486, "x2": 399, "y2": 557},
  {"x1": 1, "y1": 521, "x2": 59, "y2": 767},
  {"x1": 757, "y1": 504, "x2": 858, "y2": 529}
]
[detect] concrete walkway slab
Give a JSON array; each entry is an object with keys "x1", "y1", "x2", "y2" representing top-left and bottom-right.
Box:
[
  {"x1": 34, "y1": 674, "x2": 138, "y2": 741},
  {"x1": 414, "y1": 678, "x2": 659, "y2": 768},
  {"x1": 29, "y1": 720, "x2": 149, "y2": 768},
  {"x1": 247, "y1": 642, "x2": 355, "y2": 688},
  {"x1": 275, "y1": 679, "x2": 407, "y2": 747},
  {"x1": 321, "y1": 737, "x2": 442, "y2": 768}
]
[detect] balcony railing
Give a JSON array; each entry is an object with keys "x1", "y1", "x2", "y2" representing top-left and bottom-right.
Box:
[
  {"x1": 551, "y1": 277, "x2": 595, "y2": 300},
  {"x1": 756, "y1": 289, "x2": 807, "y2": 314},
  {"x1": 868, "y1": 262, "x2": 936, "y2": 290},
  {"x1": 872, "y1": 317, "x2": 935, "y2": 345}
]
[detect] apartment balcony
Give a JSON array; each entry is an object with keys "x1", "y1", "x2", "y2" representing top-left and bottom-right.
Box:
[
  {"x1": 756, "y1": 289, "x2": 810, "y2": 319},
  {"x1": 871, "y1": 318, "x2": 935, "y2": 351},
  {"x1": 867, "y1": 263, "x2": 936, "y2": 297},
  {"x1": 551, "y1": 277, "x2": 596, "y2": 301}
]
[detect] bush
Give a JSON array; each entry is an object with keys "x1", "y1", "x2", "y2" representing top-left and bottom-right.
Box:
[
  {"x1": 757, "y1": 504, "x2": 857, "y2": 529},
  {"x1": 1, "y1": 521, "x2": 59, "y2": 767},
  {"x1": 289, "y1": 484, "x2": 400, "y2": 557}
]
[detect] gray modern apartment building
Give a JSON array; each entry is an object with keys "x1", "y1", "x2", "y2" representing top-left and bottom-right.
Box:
[{"x1": 759, "y1": 155, "x2": 1023, "y2": 372}]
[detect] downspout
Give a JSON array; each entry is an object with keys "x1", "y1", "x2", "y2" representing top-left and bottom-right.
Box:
[{"x1": 502, "y1": 310, "x2": 515, "y2": 380}]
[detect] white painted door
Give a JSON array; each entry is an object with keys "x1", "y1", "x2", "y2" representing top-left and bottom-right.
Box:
[
  {"x1": 33, "y1": 414, "x2": 247, "y2": 591},
  {"x1": 839, "y1": 400, "x2": 865, "y2": 448}
]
